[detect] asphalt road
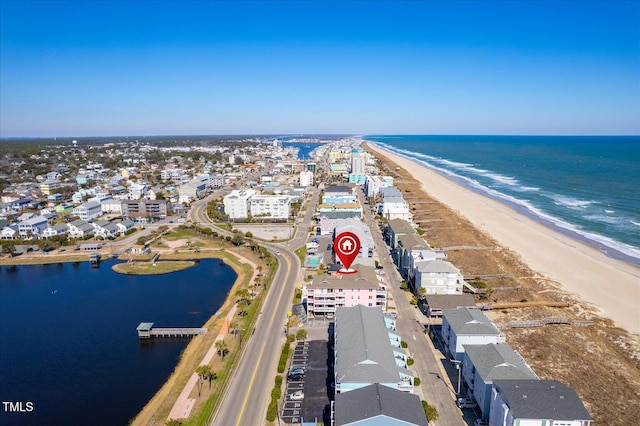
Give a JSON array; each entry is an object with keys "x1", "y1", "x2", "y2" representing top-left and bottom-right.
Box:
[
  {"x1": 357, "y1": 187, "x2": 467, "y2": 426},
  {"x1": 200, "y1": 188, "x2": 318, "y2": 425}
]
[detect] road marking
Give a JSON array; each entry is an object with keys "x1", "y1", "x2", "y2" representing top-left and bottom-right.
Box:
[
  {"x1": 235, "y1": 342, "x2": 266, "y2": 426},
  {"x1": 234, "y1": 252, "x2": 292, "y2": 426}
]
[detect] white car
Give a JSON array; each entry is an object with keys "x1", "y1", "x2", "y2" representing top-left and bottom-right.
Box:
[
  {"x1": 289, "y1": 390, "x2": 304, "y2": 401},
  {"x1": 457, "y1": 397, "x2": 477, "y2": 409}
]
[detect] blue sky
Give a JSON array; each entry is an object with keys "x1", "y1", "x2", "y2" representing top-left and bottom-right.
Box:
[{"x1": 1, "y1": 0, "x2": 638, "y2": 137}]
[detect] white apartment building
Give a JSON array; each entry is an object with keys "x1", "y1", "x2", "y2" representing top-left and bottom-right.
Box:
[
  {"x1": 101, "y1": 199, "x2": 123, "y2": 215},
  {"x1": 350, "y1": 149, "x2": 366, "y2": 174},
  {"x1": 223, "y1": 189, "x2": 256, "y2": 220},
  {"x1": 128, "y1": 183, "x2": 147, "y2": 200},
  {"x1": 18, "y1": 216, "x2": 48, "y2": 238},
  {"x1": 249, "y1": 194, "x2": 291, "y2": 220},
  {"x1": 299, "y1": 170, "x2": 314, "y2": 187},
  {"x1": 364, "y1": 175, "x2": 394, "y2": 198}
]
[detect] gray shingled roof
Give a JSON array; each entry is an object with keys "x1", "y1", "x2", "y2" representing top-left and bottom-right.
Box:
[
  {"x1": 463, "y1": 344, "x2": 537, "y2": 382},
  {"x1": 335, "y1": 306, "x2": 410, "y2": 384},
  {"x1": 442, "y1": 307, "x2": 500, "y2": 336},
  {"x1": 309, "y1": 267, "x2": 381, "y2": 290},
  {"x1": 397, "y1": 233, "x2": 428, "y2": 249},
  {"x1": 415, "y1": 259, "x2": 459, "y2": 274},
  {"x1": 424, "y1": 294, "x2": 476, "y2": 311},
  {"x1": 334, "y1": 383, "x2": 428, "y2": 426},
  {"x1": 493, "y1": 380, "x2": 592, "y2": 421},
  {"x1": 387, "y1": 218, "x2": 414, "y2": 234}
]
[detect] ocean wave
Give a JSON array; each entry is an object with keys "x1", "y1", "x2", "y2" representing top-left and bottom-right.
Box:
[
  {"x1": 515, "y1": 186, "x2": 541, "y2": 192},
  {"x1": 551, "y1": 195, "x2": 596, "y2": 209},
  {"x1": 368, "y1": 141, "x2": 640, "y2": 262}
]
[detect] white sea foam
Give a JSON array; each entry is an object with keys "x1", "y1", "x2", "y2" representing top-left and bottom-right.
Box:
[
  {"x1": 605, "y1": 210, "x2": 615, "y2": 214},
  {"x1": 516, "y1": 186, "x2": 541, "y2": 192},
  {"x1": 551, "y1": 195, "x2": 596, "y2": 209},
  {"x1": 372, "y1": 142, "x2": 640, "y2": 262}
]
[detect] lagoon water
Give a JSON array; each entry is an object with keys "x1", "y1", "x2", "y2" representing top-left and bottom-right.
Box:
[{"x1": 0, "y1": 259, "x2": 236, "y2": 425}]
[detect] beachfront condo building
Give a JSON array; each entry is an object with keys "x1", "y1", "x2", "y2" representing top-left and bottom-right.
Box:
[
  {"x1": 223, "y1": 189, "x2": 256, "y2": 220},
  {"x1": 441, "y1": 307, "x2": 504, "y2": 361}
]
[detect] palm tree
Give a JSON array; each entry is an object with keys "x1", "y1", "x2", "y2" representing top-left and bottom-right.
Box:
[
  {"x1": 215, "y1": 339, "x2": 228, "y2": 360},
  {"x1": 229, "y1": 319, "x2": 239, "y2": 337}
]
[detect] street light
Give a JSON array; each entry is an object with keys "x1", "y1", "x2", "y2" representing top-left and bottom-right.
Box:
[{"x1": 452, "y1": 360, "x2": 462, "y2": 394}]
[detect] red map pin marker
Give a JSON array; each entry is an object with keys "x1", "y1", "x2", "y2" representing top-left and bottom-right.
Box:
[{"x1": 334, "y1": 231, "x2": 361, "y2": 274}]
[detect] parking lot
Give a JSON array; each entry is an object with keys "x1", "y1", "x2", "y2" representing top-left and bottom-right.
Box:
[{"x1": 281, "y1": 336, "x2": 333, "y2": 424}]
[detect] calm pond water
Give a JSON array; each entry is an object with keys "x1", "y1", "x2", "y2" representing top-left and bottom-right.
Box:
[{"x1": 0, "y1": 258, "x2": 236, "y2": 425}]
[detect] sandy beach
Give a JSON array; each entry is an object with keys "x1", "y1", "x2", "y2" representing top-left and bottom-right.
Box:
[{"x1": 367, "y1": 143, "x2": 640, "y2": 336}]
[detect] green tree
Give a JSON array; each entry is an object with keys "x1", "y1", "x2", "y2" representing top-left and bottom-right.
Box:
[
  {"x1": 215, "y1": 339, "x2": 228, "y2": 360},
  {"x1": 295, "y1": 329, "x2": 307, "y2": 341},
  {"x1": 231, "y1": 232, "x2": 245, "y2": 246}
]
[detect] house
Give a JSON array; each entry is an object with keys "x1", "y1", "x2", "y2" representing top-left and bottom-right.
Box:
[
  {"x1": 423, "y1": 294, "x2": 476, "y2": 320},
  {"x1": 414, "y1": 259, "x2": 464, "y2": 295},
  {"x1": 441, "y1": 307, "x2": 504, "y2": 361},
  {"x1": 92, "y1": 220, "x2": 120, "y2": 239},
  {"x1": 1, "y1": 224, "x2": 19, "y2": 240},
  {"x1": 386, "y1": 218, "x2": 416, "y2": 249},
  {"x1": 334, "y1": 384, "x2": 428, "y2": 426},
  {"x1": 394, "y1": 234, "x2": 430, "y2": 279},
  {"x1": 73, "y1": 201, "x2": 103, "y2": 221},
  {"x1": 179, "y1": 178, "x2": 208, "y2": 204},
  {"x1": 42, "y1": 223, "x2": 70, "y2": 238},
  {"x1": 67, "y1": 219, "x2": 95, "y2": 238},
  {"x1": 304, "y1": 267, "x2": 387, "y2": 316},
  {"x1": 332, "y1": 218, "x2": 376, "y2": 266},
  {"x1": 490, "y1": 380, "x2": 592, "y2": 426},
  {"x1": 18, "y1": 215, "x2": 48, "y2": 238},
  {"x1": 334, "y1": 305, "x2": 413, "y2": 394},
  {"x1": 462, "y1": 344, "x2": 538, "y2": 419},
  {"x1": 323, "y1": 185, "x2": 356, "y2": 204},
  {"x1": 116, "y1": 219, "x2": 135, "y2": 234},
  {"x1": 39, "y1": 179, "x2": 61, "y2": 196}
]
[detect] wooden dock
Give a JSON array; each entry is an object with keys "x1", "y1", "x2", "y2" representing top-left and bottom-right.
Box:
[{"x1": 137, "y1": 322, "x2": 207, "y2": 339}]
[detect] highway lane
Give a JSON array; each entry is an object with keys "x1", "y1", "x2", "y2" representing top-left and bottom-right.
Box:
[
  {"x1": 200, "y1": 187, "x2": 317, "y2": 425},
  {"x1": 212, "y1": 248, "x2": 300, "y2": 426}
]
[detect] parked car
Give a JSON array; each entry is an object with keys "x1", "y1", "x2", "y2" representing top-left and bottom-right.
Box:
[
  {"x1": 456, "y1": 398, "x2": 478, "y2": 409},
  {"x1": 288, "y1": 372, "x2": 305, "y2": 381},
  {"x1": 288, "y1": 390, "x2": 304, "y2": 401},
  {"x1": 289, "y1": 367, "x2": 306, "y2": 376}
]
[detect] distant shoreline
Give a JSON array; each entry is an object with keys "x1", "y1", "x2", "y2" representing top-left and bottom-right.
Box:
[
  {"x1": 365, "y1": 142, "x2": 640, "y2": 335},
  {"x1": 363, "y1": 138, "x2": 640, "y2": 268}
]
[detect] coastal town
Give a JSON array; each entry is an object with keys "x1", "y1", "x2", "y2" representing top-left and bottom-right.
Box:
[{"x1": 2, "y1": 136, "x2": 638, "y2": 426}]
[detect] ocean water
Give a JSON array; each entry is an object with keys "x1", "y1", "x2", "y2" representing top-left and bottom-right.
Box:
[
  {"x1": 0, "y1": 259, "x2": 236, "y2": 426},
  {"x1": 364, "y1": 135, "x2": 640, "y2": 266}
]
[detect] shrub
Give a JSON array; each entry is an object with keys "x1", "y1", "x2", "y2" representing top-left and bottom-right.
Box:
[
  {"x1": 413, "y1": 377, "x2": 421, "y2": 386},
  {"x1": 407, "y1": 357, "x2": 414, "y2": 366},
  {"x1": 421, "y1": 400, "x2": 438, "y2": 421},
  {"x1": 275, "y1": 375, "x2": 282, "y2": 387},
  {"x1": 271, "y1": 386, "x2": 281, "y2": 400},
  {"x1": 266, "y1": 400, "x2": 278, "y2": 422},
  {"x1": 400, "y1": 340, "x2": 408, "y2": 349},
  {"x1": 277, "y1": 343, "x2": 290, "y2": 373}
]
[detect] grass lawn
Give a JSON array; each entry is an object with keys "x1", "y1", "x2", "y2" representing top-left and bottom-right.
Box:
[{"x1": 112, "y1": 260, "x2": 196, "y2": 275}]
